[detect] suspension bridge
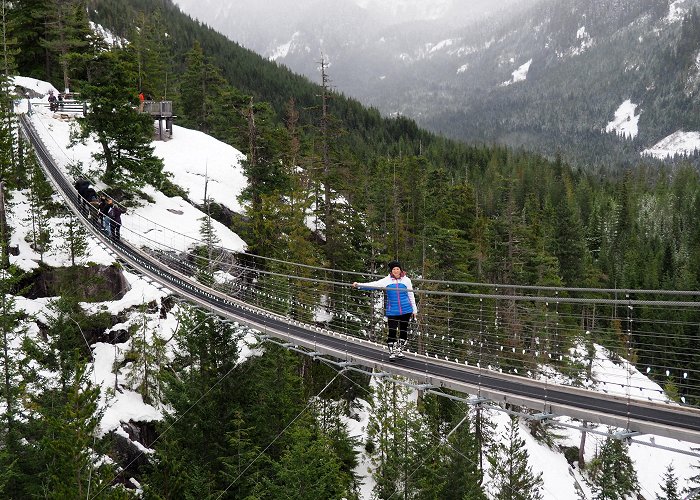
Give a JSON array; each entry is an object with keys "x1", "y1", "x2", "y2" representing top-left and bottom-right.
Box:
[{"x1": 18, "y1": 113, "x2": 700, "y2": 450}]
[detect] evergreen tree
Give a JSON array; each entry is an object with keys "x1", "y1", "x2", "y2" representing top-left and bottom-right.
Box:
[
  {"x1": 261, "y1": 418, "x2": 352, "y2": 500},
  {"x1": 25, "y1": 158, "x2": 53, "y2": 262},
  {"x1": 238, "y1": 97, "x2": 288, "y2": 255},
  {"x1": 130, "y1": 9, "x2": 171, "y2": 99},
  {"x1": 686, "y1": 455, "x2": 700, "y2": 495},
  {"x1": 0, "y1": 268, "x2": 25, "y2": 496},
  {"x1": 21, "y1": 297, "x2": 126, "y2": 499},
  {"x1": 75, "y1": 47, "x2": 164, "y2": 189},
  {"x1": 487, "y1": 416, "x2": 543, "y2": 500},
  {"x1": 217, "y1": 411, "x2": 264, "y2": 499},
  {"x1": 657, "y1": 463, "x2": 681, "y2": 500},
  {"x1": 586, "y1": 434, "x2": 639, "y2": 500},
  {"x1": 180, "y1": 41, "x2": 227, "y2": 133},
  {"x1": 40, "y1": 0, "x2": 94, "y2": 92},
  {"x1": 125, "y1": 306, "x2": 166, "y2": 405},
  {"x1": 0, "y1": 3, "x2": 17, "y2": 190},
  {"x1": 438, "y1": 411, "x2": 487, "y2": 500},
  {"x1": 196, "y1": 202, "x2": 221, "y2": 286},
  {"x1": 145, "y1": 306, "x2": 246, "y2": 496},
  {"x1": 57, "y1": 210, "x2": 89, "y2": 266},
  {"x1": 367, "y1": 378, "x2": 434, "y2": 499},
  {"x1": 35, "y1": 359, "x2": 113, "y2": 498}
]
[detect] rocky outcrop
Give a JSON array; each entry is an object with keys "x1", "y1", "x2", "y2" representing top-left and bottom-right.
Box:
[{"x1": 20, "y1": 263, "x2": 130, "y2": 301}]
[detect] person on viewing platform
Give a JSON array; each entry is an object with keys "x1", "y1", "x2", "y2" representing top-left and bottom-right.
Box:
[
  {"x1": 353, "y1": 260, "x2": 417, "y2": 359},
  {"x1": 138, "y1": 91, "x2": 145, "y2": 112},
  {"x1": 48, "y1": 91, "x2": 57, "y2": 112}
]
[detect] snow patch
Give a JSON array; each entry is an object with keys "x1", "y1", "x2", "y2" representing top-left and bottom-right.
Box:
[
  {"x1": 501, "y1": 58, "x2": 532, "y2": 86},
  {"x1": 642, "y1": 130, "x2": 700, "y2": 159},
  {"x1": 605, "y1": 99, "x2": 639, "y2": 139},
  {"x1": 667, "y1": 0, "x2": 692, "y2": 23},
  {"x1": 428, "y1": 38, "x2": 455, "y2": 54},
  {"x1": 90, "y1": 21, "x2": 125, "y2": 48},
  {"x1": 268, "y1": 32, "x2": 300, "y2": 61}
]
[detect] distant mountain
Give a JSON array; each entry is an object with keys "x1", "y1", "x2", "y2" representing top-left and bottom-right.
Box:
[{"x1": 172, "y1": 0, "x2": 700, "y2": 166}]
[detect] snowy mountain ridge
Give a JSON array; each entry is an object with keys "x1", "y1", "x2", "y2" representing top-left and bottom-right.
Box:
[{"x1": 172, "y1": 0, "x2": 700, "y2": 165}]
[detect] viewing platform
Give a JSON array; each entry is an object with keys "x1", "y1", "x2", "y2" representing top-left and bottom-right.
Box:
[{"x1": 142, "y1": 100, "x2": 174, "y2": 141}]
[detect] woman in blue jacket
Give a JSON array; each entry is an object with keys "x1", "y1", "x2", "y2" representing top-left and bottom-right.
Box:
[{"x1": 353, "y1": 260, "x2": 417, "y2": 359}]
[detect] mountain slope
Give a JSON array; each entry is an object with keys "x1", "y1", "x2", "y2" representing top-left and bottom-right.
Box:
[{"x1": 169, "y1": 0, "x2": 700, "y2": 166}]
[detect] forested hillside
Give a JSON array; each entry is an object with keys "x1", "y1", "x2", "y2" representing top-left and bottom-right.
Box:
[
  {"x1": 78, "y1": 0, "x2": 700, "y2": 295},
  {"x1": 0, "y1": 0, "x2": 699, "y2": 498}
]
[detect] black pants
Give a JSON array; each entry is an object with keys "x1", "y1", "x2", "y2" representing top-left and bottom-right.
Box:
[
  {"x1": 387, "y1": 313, "x2": 412, "y2": 345},
  {"x1": 111, "y1": 223, "x2": 121, "y2": 240}
]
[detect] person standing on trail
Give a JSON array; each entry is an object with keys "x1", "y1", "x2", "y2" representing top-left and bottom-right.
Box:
[{"x1": 353, "y1": 260, "x2": 417, "y2": 359}]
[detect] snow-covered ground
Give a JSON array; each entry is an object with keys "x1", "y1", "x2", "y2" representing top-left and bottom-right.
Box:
[
  {"x1": 605, "y1": 99, "x2": 639, "y2": 140},
  {"x1": 501, "y1": 58, "x2": 532, "y2": 86},
  {"x1": 9, "y1": 76, "x2": 700, "y2": 499},
  {"x1": 21, "y1": 99, "x2": 247, "y2": 254},
  {"x1": 643, "y1": 130, "x2": 700, "y2": 159}
]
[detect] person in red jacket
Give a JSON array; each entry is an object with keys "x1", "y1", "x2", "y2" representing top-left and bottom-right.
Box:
[{"x1": 353, "y1": 260, "x2": 417, "y2": 359}]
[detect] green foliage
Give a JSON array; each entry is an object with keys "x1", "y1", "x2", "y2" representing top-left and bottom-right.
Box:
[
  {"x1": 586, "y1": 434, "x2": 639, "y2": 500},
  {"x1": 56, "y1": 210, "x2": 90, "y2": 266},
  {"x1": 24, "y1": 157, "x2": 54, "y2": 262},
  {"x1": 74, "y1": 47, "x2": 164, "y2": 189},
  {"x1": 487, "y1": 416, "x2": 544, "y2": 500},
  {"x1": 259, "y1": 418, "x2": 353, "y2": 500},
  {"x1": 195, "y1": 207, "x2": 221, "y2": 286},
  {"x1": 145, "y1": 308, "x2": 356, "y2": 498},
  {"x1": 125, "y1": 307, "x2": 167, "y2": 405},
  {"x1": 657, "y1": 463, "x2": 681, "y2": 500}
]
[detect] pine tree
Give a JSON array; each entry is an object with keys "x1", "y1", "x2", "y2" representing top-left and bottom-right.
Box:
[
  {"x1": 261, "y1": 418, "x2": 351, "y2": 500},
  {"x1": 657, "y1": 463, "x2": 681, "y2": 500},
  {"x1": 130, "y1": 9, "x2": 171, "y2": 100},
  {"x1": 586, "y1": 434, "x2": 639, "y2": 500},
  {"x1": 25, "y1": 158, "x2": 53, "y2": 262},
  {"x1": 487, "y1": 416, "x2": 543, "y2": 500},
  {"x1": 218, "y1": 411, "x2": 264, "y2": 499},
  {"x1": 686, "y1": 454, "x2": 700, "y2": 496},
  {"x1": 40, "y1": 0, "x2": 93, "y2": 92},
  {"x1": 178, "y1": 41, "x2": 236, "y2": 135},
  {"x1": 196, "y1": 202, "x2": 221, "y2": 286},
  {"x1": 124, "y1": 306, "x2": 166, "y2": 405},
  {"x1": 35, "y1": 359, "x2": 110, "y2": 498},
  {"x1": 57, "y1": 210, "x2": 89, "y2": 266},
  {"x1": 0, "y1": 268, "x2": 25, "y2": 496},
  {"x1": 367, "y1": 378, "x2": 434, "y2": 499},
  {"x1": 438, "y1": 410, "x2": 487, "y2": 500},
  {"x1": 238, "y1": 97, "x2": 288, "y2": 255},
  {"x1": 75, "y1": 47, "x2": 164, "y2": 189},
  {"x1": 145, "y1": 306, "x2": 245, "y2": 496},
  {"x1": 21, "y1": 297, "x2": 126, "y2": 499}
]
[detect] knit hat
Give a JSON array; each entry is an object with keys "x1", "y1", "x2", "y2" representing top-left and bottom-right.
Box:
[{"x1": 387, "y1": 260, "x2": 402, "y2": 272}]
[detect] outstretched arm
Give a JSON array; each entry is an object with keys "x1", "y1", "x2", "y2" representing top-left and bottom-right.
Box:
[{"x1": 353, "y1": 276, "x2": 392, "y2": 290}]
